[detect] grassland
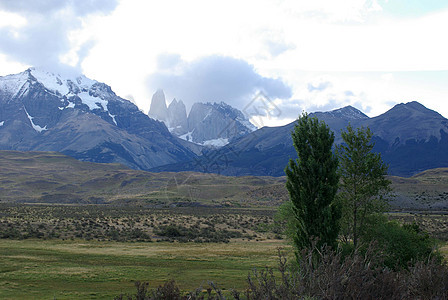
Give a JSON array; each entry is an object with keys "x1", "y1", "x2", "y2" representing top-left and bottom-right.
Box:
[
  {"x1": 389, "y1": 168, "x2": 448, "y2": 210},
  {"x1": 0, "y1": 204, "x2": 287, "y2": 298},
  {"x1": 0, "y1": 239, "x2": 288, "y2": 299},
  {"x1": 0, "y1": 204, "x2": 283, "y2": 242}
]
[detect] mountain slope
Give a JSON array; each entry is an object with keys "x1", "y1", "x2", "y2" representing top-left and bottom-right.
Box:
[
  {"x1": 184, "y1": 101, "x2": 257, "y2": 146},
  {"x1": 0, "y1": 68, "x2": 196, "y2": 169},
  {"x1": 360, "y1": 101, "x2": 448, "y2": 175},
  {"x1": 153, "y1": 102, "x2": 448, "y2": 177}
]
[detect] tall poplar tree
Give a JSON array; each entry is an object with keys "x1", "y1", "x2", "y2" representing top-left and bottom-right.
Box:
[
  {"x1": 285, "y1": 113, "x2": 340, "y2": 251},
  {"x1": 336, "y1": 125, "x2": 391, "y2": 247}
]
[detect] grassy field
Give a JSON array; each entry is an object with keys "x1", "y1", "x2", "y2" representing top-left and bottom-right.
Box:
[{"x1": 0, "y1": 239, "x2": 289, "y2": 299}]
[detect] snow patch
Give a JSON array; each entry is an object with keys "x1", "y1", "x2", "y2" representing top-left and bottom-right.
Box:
[
  {"x1": 109, "y1": 112, "x2": 117, "y2": 125},
  {"x1": 179, "y1": 131, "x2": 194, "y2": 142},
  {"x1": 238, "y1": 117, "x2": 258, "y2": 131},
  {"x1": 0, "y1": 71, "x2": 30, "y2": 97},
  {"x1": 168, "y1": 125, "x2": 182, "y2": 133},
  {"x1": 78, "y1": 92, "x2": 109, "y2": 111},
  {"x1": 59, "y1": 101, "x2": 76, "y2": 110},
  {"x1": 203, "y1": 108, "x2": 213, "y2": 121},
  {"x1": 24, "y1": 107, "x2": 47, "y2": 133},
  {"x1": 30, "y1": 68, "x2": 70, "y2": 95},
  {"x1": 29, "y1": 68, "x2": 96, "y2": 96},
  {"x1": 201, "y1": 138, "x2": 229, "y2": 147}
]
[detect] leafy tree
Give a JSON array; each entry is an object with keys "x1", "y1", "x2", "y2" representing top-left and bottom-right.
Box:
[
  {"x1": 285, "y1": 113, "x2": 340, "y2": 251},
  {"x1": 336, "y1": 124, "x2": 391, "y2": 247}
]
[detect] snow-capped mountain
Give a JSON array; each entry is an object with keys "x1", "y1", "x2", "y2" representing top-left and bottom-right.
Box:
[
  {"x1": 147, "y1": 90, "x2": 257, "y2": 147},
  {"x1": 0, "y1": 68, "x2": 196, "y2": 169}
]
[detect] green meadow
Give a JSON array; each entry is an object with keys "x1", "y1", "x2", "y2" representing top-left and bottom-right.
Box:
[{"x1": 0, "y1": 239, "x2": 289, "y2": 299}]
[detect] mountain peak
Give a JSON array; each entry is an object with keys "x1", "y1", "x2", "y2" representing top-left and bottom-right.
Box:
[
  {"x1": 387, "y1": 101, "x2": 443, "y2": 119},
  {"x1": 326, "y1": 105, "x2": 369, "y2": 120},
  {"x1": 148, "y1": 89, "x2": 168, "y2": 121},
  {"x1": 0, "y1": 68, "x2": 120, "y2": 112},
  {"x1": 26, "y1": 67, "x2": 97, "y2": 96}
]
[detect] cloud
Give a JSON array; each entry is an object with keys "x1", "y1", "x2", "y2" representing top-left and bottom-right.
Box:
[
  {"x1": 265, "y1": 40, "x2": 295, "y2": 57},
  {"x1": 0, "y1": 0, "x2": 117, "y2": 18},
  {"x1": 307, "y1": 80, "x2": 332, "y2": 92},
  {"x1": 147, "y1": 55, "x2": 292, "y2": 110},
  {"x1": 0, "y1": 0, "x2": 118, "y2": 75},
  {"x1": 156, "y1": 53, "x2": 182, "y2": 70}
]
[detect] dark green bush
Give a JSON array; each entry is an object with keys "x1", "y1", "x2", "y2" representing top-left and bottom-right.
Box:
[{"x1": 361, "y1": 216, "x2": 440, "y2": 269}]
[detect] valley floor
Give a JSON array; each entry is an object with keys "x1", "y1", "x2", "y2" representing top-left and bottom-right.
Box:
[
  {"x1": 0, "y1": 239, "x2": 288, "y2": 299},
  {"x1": 1, "y1": 204, "x2": 448, "y2": 299}
]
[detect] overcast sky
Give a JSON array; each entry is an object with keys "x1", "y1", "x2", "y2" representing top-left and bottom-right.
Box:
[{"x1": 1, "y1": 0, "x2": 447, "y2": 127}]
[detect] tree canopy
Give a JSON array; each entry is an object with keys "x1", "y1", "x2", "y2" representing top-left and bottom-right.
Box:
[
  {"x1": 285, "y1": 113, "x2": 340, "y2": 251},
  {"x1": 336, "y1": 124, "x2": 391, "y2": 247}
]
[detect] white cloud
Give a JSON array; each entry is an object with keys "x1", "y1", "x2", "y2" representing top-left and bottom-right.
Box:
[
  {"x1": 1, "y1": 0, "x2": 448, "y2": 126},
  {"x1": 146, "y1": 55, "x2": 292, "y2": 112},
  {"x1": 0, "y1": 0, "x2": 118, "y2": 75}
]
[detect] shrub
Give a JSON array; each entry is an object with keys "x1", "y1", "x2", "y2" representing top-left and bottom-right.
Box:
[{"x1": 361, "y1": 216, "x2": 440, "y2": 269}]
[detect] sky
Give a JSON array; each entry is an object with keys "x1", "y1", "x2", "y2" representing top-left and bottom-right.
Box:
[{"x1": 0, "y1": 0, "x2": 447, "y2": 127}]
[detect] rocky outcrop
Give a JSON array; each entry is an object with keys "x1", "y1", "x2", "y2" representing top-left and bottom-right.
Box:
[
  {"x1": 167, "y1": 98, "x2": 188, "y2": 135},
  {"x1": 148, "y1": 89, "x2": 168, "y2": 122}
]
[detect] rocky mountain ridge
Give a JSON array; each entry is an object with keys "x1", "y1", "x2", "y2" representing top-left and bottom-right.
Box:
[{"x1": 153, "y1": 102, "x2": 448, "y2": 177}]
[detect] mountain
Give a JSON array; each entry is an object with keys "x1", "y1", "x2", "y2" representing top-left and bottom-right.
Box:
[
  {"x1": 147, "y1": 89, "x2": 257, "y2": 147},
  {"x1": 152, "y1": 102, "x2": 448, "y2": 177},
  {"x1": 361, "y1": 101, "x2": 448, "y2": 175},
  {"x1": 0, "y1": 68, "x2": 196, "y2": 170},
  {"x1": 182, "y1": 102, "x2": 257, "y2": 146}
]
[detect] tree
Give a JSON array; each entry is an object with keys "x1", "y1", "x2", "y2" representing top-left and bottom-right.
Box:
[
  {"x1": 285, "y1": 113, "x2": 341, "y2": 252},
  {"x1": 336, "y1": 124, "x2": 391, "y2": 247}
]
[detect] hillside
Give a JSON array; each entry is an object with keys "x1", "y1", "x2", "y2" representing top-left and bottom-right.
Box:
[
  {"x1": 0, "y1": 151, "x2": 286, "y2": 207},
  {"x1": 1, "y1": 150, "x2": 448, "y2": 210}
]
